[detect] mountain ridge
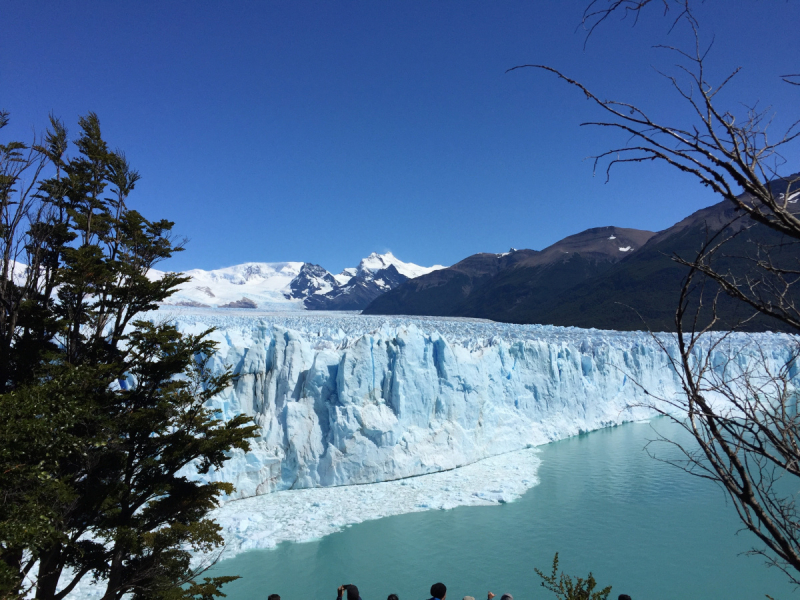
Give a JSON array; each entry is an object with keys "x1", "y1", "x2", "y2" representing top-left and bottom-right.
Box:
[
  {"x1": 362, "y1": 226, "x2": 656, "y2": 321},
  {"x1": 363, "y1": 180, "x2": 800, "y2": 332}
]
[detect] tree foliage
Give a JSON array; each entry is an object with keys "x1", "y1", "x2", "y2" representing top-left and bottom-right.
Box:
[
  {"x1": 0, "y1": 112, "x2": 258, "y2": 599},
  {"x1": 535, "y1": 553, "x2": 612, "y2": 600}
]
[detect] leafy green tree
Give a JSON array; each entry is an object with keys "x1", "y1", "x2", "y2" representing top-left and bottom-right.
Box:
[
  {"x1": 535, "y1": 553, "x2": 612, "y2": 600},
  {"x1": 0, "y1": 112, "x2": 258, "y2": 600}
]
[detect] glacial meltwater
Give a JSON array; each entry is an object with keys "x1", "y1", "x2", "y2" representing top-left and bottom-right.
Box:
[{"x1": 207, "y1": 419, "x2": 797, "y2": 599}]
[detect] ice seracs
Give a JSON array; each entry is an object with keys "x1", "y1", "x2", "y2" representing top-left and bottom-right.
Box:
[{"x1": 165, "y1": 311, "x2": 799, "y2": 503}]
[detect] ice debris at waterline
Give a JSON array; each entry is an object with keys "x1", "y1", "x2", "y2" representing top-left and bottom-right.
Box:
[
  {"x1": 156, "y1": 310, "x2": 800, "y2": 500},
  {"x1": 209, "y1": 446, "x2": 540, "y2": 558}
]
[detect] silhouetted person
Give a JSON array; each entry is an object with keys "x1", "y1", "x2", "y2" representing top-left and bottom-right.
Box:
[
  {"x1": 337, "y1": 584, "x2": 362, "y2": 600},
  {"x1": 268, "y1": 595, "x2": 280, "y2": 600},
  {"x1": 430, "y1": 582, "x2": 447, "y2": 600},
  {"x1": 618, "y1": 596, "x2": 632, "y2": 600},
  {"x1": 388, "y1": 595, "x2": 399, "y2": 600}
]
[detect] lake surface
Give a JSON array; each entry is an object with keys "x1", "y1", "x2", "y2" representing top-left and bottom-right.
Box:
[{"x1": 208, "y1": 419, "x2": 796, "y2": 599}]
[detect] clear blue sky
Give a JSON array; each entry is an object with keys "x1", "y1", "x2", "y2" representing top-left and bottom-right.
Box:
[{"x1": 3, "y1": 1, "x2": 798, "y2": 273}]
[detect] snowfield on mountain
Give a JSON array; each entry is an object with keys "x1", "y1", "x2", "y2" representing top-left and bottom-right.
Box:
[{"x1": 150, "y1": 252, "x2": 445, "y2": 310}]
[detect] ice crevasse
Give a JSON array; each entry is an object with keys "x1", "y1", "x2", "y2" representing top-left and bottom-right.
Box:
[{"x1": 168, "y1": 313, "x2": 798, "y2": 499}]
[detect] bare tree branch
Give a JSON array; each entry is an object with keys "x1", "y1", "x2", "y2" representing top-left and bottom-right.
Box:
[
  {"x1": 581, "y1": 0, "x2": 696, "y2": 45},
  {"x1": 523, "y1": 1, "x2": 800, "y2": 583},
  {"x1": 782, "y1": 74, "x2": 800, "y2": 87}
]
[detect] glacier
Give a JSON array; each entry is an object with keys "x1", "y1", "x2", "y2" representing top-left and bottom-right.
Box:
[
  {"x1": 160, "y1": 309, "x2": 800, "y2": 500},
  {"x1": 60, "y1": 310, "x2": 799, "y2": 597}
]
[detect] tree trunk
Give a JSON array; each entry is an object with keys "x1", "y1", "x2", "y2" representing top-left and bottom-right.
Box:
[{"x1": 35, "y1": 546, "x2": 63, "y2": 600}]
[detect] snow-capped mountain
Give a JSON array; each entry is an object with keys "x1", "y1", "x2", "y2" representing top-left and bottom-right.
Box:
[
  {"x1": 152, "y1": 252, "x2": 445, "y2": 311},
  {"x1": 304, "y1": 252, "x2": 445, "y2": 310},
  {"x1": 304, "y1": 263, "x2": 409, "y2": 311},
  {"x1": 355, "y1": 251, "x2": 442, "y2": 279},
  {"x1": 287, "y1": 263, "x2": 339, "y2": 300}
]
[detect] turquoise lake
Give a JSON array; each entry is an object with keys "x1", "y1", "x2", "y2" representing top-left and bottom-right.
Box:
[{"x1": 208, "y1": 419, "x2": 796, "y2": 599}]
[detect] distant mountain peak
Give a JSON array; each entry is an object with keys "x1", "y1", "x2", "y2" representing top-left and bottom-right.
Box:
[{"x1": 357, "y1": 252, "x2": 445, "y2": 279}]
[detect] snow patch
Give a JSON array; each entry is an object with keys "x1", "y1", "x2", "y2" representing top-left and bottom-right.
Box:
[{"x1": 334, "y1": 269, "x2": 356, "y2": 286}]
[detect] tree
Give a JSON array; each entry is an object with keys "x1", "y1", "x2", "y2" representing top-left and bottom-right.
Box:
[
  {"x1": 0, "y1": 112, "x2": 258, "y2": 599},
  {"x1": 511, "y1": 0, "x2": 800, "y2": 585},
  {"x1": 535, "y1": 553, "x2": 612, "y2": 600}
]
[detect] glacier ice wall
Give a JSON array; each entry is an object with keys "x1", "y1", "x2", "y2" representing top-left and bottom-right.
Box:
[{"x1": 164, "y1": 310, "x2": 798, "y2": 499}]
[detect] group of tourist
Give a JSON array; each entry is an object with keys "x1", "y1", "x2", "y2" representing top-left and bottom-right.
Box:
[
  {"x1": 269, "y1": 584, "x2": 633, "y2": 599},
  {"x1": 330, "y1": 583, "x2": 509, "y2": 600}
]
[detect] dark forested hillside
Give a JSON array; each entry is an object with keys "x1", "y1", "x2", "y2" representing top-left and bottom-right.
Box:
[
  {"x1": 364, "y1": 197, "x2": 800, "y2": 332},
  {"x1": 363, "y1": 226, "x2": 656, "y2": 323}
]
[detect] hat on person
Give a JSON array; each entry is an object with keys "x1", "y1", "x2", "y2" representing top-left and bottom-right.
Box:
[
  {"x1": 463, "y1": 597, "x2": 475, "y2": 600},
  {"x1": 500, "y1": 595, "x2": 513, "y2": 600},
  {"x1": 346, "y1": 585, "x2": 360, "y2": 600},
  {"x1": 430, "y1": 583, "x2": 447, "y2": 599}
]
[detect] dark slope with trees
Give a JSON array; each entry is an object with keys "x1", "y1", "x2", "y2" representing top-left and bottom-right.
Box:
[
  {"x1": 362, "y1": 226, "x2": 656, "y2": 321},
  {"x1": 535, "y1": 198, "x2": 800, "y2": 332},
  {"x1": 364, "y1": 193, "x2": 800, "y2": 332}
]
